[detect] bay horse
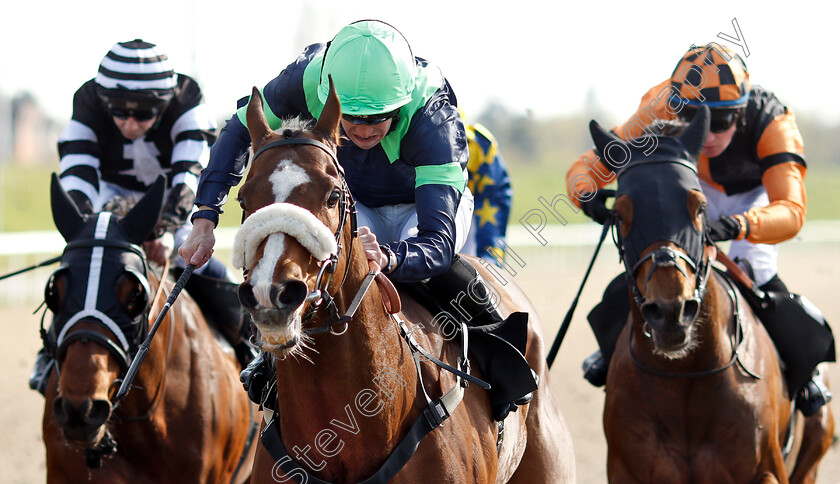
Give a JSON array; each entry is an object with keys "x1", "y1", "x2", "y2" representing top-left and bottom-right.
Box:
[
  {"x1": 41, "y1": 174, "x2": 258, "y2": 483},
  {"x1": 232, "y1": 81, "x2": 575, "y2": 483},
  {"x1": 593, "y1": 109, "x2": 834, "y2": 483}
]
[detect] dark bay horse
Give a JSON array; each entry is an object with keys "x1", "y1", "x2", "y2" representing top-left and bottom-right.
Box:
[
  {"x1": 593, "y1": 110, "x2": 834, "y2": 483},
  {"x1": 232, "y1": 82, "x2": 575, "y2": 483},
  {"x1": 42, "y1": 175, "x2": 257, "y2": 483}
]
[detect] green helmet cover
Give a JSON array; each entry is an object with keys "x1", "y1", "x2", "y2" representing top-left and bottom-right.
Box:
[{"x1": 317, "y1": 20, "x2": 417, "y2": 115}]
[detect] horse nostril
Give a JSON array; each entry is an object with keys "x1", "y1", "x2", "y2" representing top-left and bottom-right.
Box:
[
  {"x1": 238, "y1": 283, "x2": 258, "y2": 309},
  {"x1": 88, "y1": 399, "x2": 112, "y2": 427},
  {"x1": 641, "y1": 302, "x2": 666, "y2": 328},
  {"x1": 682, "y1": 299, "x2": 700, "y2": 324},
  {"x1": 277, "y1": 281, "x2": 308, "y2": 308},
  {"x1": 53, "y1": 397, "x2": 69, "y2": 425}
]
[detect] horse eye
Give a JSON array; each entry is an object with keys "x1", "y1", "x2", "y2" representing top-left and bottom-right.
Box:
[
  {"x1": 45, "y1": 269, "x2": 68, "y2": 312},
  {"x1": 327, "y1": 189, "x2": 341, "y2": 208},
  {"x1": 118, "y1": 273, "x2": 148, "y2": 318}
]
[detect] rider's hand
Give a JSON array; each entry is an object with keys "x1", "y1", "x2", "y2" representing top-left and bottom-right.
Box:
[
  {"x1": 143, "y1": 231, "x2": 174, "y2": 266},
  {"x1": 358, "y1": 226, "x2": 387, "y2": 270},
  {"x1": 708, "y1": 215, "x2": 743, "y2": 242},
  {"x1": 579, "y1": 189, "x2": 616, "y2": 225},
  {"x1": 178, "y1": 217, "x2": 217, "y2": 268}
]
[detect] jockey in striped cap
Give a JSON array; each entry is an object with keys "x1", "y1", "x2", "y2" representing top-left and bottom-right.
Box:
[
  {"x1": 95, "y1": 39, "x2": 178, "y2": 119},
  {"x1": 30, "y1": 39, "x2": 257, "y2": 396}
]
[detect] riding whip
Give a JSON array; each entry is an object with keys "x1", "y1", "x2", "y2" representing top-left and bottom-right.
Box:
[
  {"x1": 0, "y1": 255, "x2": 62, "y2": 281},
  {"x1": 115, "y1": 263, "x2": 195, "y2": 402},
  {"x1": 546, "y1": 221, "x2": 611, "y2": 368}
]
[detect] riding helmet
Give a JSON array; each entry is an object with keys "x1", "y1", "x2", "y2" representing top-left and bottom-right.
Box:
[
  {"x1": 317, "y1": 20, "x2": 417, "y2": 115},
  {"x1": 670, "y1": 43, "x2": 750, "y2": 108}
]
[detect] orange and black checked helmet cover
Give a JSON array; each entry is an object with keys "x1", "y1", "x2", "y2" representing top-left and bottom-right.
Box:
[{"x1": 670, "y1": 43, "x2": 750, "y2": 108}]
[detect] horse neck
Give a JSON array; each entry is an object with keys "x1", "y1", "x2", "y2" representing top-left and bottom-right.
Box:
[
  {"x1": 700, "y1": 271, "x2": 737, "y2": 362},
  {"x1": 274, "y1": 236, "x2": 417, "y2": 448},
  {"x1": 117, "y1": 275, "x2": 179, "y2": 419}
]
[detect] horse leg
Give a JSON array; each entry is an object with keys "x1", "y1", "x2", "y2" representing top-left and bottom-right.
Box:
[
  {"x1": 752, "y1": 472, "x2": 781, "y2": 484},
  {"x1": 788, "y1": 404, "x2": 835, "y2": 484},
  {"x1": 506, "y1": 372, "x2": 575, "y2": 483},
  {"x1": 507, "y1": 314, "x2": 575, "y2": 483}
]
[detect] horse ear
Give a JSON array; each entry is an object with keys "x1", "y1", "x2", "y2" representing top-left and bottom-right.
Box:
[
  {"x1": 121, "y1": 175, "x2": 166, "y2": 244},
  {"x1": 246, "y1": 87, "x2": 273, "y2": 149},
  {"x1": 50, "y1": 173, "x2": 86, "y2": 241},
  {"x1": 589, "y1": 120, "x2": 621, "y2": 157},
  {"x1": 314, "y1": 75, "x2": 341, "y2": 146},
  {"x1": 678, "y1": 105, "x2": 710, "y2": 161}
]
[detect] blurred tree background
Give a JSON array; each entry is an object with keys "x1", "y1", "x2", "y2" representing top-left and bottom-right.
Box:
[{"x1": 1, "y1": 95, "x2": 838, "y2": 233}]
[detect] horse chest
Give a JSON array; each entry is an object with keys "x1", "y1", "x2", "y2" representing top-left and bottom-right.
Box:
[{"x1": 608, "y1": 388, "x2": 767, "y2": 483}]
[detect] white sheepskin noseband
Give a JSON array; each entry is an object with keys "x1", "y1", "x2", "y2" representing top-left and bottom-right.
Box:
[{"x1": 232, "y1": 203, "x2": 338, "y2": 270}]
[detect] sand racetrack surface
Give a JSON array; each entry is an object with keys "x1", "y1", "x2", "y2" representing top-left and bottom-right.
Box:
[{"x1": 2, "y1": 235, "x2": 838, "y2": 483}]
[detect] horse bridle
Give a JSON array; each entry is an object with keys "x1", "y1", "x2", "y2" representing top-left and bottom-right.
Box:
[
  {"x1": 44, "y1": 236, "x2": 152, "y2": 379},
  {"x1": 622, "y1": 242, "x2": 713, "y2": 313},
  {"x1": 248, "y1": 137, "x2": 376, "y2": 337},
  {"x1": 627, "y1": 267, "x2": 760, "y2": 380}
]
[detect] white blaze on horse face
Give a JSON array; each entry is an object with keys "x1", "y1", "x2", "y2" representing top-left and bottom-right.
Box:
[
  {"x1": 251, "y1": 233, "x2": 286, "y2": 308},
  {"x1": 270, "y1": 160, "x2": 310, "y2": 203}
]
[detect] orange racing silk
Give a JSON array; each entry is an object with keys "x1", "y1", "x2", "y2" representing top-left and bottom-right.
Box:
[{"x1": 566, "y1": 81, "x2": 807, "y2": 244}]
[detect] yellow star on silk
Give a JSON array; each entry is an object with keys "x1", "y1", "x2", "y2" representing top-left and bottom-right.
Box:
[{"x1": 475, "y1": 198, "x2": 499, "y2": 227}]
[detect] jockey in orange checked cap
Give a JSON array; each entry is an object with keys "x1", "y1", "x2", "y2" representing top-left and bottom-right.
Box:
[{"x1": 567, "y1": 43, "x2": 833, "y2": 417}]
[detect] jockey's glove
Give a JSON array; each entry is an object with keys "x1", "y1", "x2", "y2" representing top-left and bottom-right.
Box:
[
  {"x1": 708, "y1": 215, "x2": 743, "y2": 242},
  {"x1": 579, "y1": 189, "x2": 616, "y2": 225}
]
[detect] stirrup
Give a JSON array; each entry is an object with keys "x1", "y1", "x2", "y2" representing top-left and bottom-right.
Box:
[{"x1": 795, "y1": 370, "x2": 833, "y2": 417}]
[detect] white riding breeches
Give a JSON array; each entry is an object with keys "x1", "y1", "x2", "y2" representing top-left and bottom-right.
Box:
[
  {"x1": 701, "y1": 181, "x2": 778, "y2": 286},
  {"x1": 355, "y1": 188, "x2": 474, "y2": 253}
]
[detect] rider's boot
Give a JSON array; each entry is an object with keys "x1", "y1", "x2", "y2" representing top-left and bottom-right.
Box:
[
  {"x1": 424, "y1": 255, "x2": 509, "y2": 329},
  {"x1": 29, "y1": 347, "x2": 54, "y2": 396},
  {"x1": 796, "y1": 366, "x2": 833, "y2": 417},
  {"x1": 755, "y1": 274, "x2": 835, "y2": 417},
  {"x1": 582, "y1": 349, "x2": 608, "y2": 387},
  {"x1": 241, "y1": 350, "x2": 274, "y2": 406},
  {"x1": 423, "y1": 255, "x2": 538, "y2": 420}
]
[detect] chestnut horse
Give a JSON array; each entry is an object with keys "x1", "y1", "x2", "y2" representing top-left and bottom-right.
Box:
[
  {"x1": 593, "y1": 111, "x2": 834, "y2": 483},
  {"x1": 41, "y1": 175, "x2": 258, "y2": 483},
  {"x1": 232, "y1": 82, "x2": 575, "y2": 483}
]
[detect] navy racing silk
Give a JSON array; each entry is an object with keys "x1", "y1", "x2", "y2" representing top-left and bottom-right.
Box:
[{"x1": 195, "y1": 43, "x2": 469, "y2": 282}]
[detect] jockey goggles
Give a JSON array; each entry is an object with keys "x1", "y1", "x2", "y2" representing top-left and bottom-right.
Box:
[
  {"x1": 678, "y1": 105, "x2": 742, "y2": 133},
  {"x1": 108, "y1": 105, "x2": 161, "y2": 121},
  {"x1": 100, "y1": 93, "x2": 168, "y2": 122},
  {"x1": 342, "y1": 108, "x2": 400, "y2": 125}
]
